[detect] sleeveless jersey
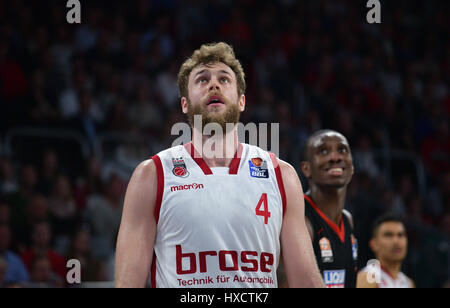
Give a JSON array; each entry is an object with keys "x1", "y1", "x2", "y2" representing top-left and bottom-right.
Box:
[
  {"x1": 304, "y1": 195, "x2": 358, "y2": 288},
  {"x1": 150, "y1": 142, "x2": 286, "y2": 288},
  {"x1": 361, "y1": 266, "x2": 412, "y2": 288}
]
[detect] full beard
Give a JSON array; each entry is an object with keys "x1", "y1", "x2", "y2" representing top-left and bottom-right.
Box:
[{"x1": 187, "y1": 95, "x2": 241, "y2": 134}]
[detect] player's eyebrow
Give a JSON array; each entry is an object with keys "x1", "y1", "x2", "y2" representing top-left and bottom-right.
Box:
[
  {"x1": 218, "y1": 69, "x2": 232, "y2": 76},
  {"x1": 194, "y1": 68, "x2": 233, "y2": 78},
  {"x1": 194, "y1": 69, "x2": 207, "y2": 77}
]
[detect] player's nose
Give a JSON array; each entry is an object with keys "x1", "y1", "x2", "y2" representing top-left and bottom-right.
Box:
[
  {"x1": 328, "y1": 150, "x2": 342, "y2": 162},
  {"x1": 209, "y1": 77, "x2": 221, "y2": 91}
]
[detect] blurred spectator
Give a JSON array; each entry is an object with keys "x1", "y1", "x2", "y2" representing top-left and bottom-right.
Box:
[
  {"x1": 26, "y1": 195, "x2": 50, "y2": 225},
  {"x1": 0, "y1": 256, "x2": 6, "y2": 288},
  {"x1": 73, "y1": 156, "x2": 103, "y2": 212},
  {"x1": 73, "y1": 6, "x2": 100, "y2": 52},
  {"x1": 406, "y1": 195, "x2": 428, "y2": 226},
  {"x1": 420, "y1": 119, "x2": 450, "y2": 179},
  {"x1": 105, "y1": 98, "x2": 130, "y2": 132},
  {"x1": 25, "y1": 70, "x2": 59, "y2": 127},
  {"x1": 48, "y1": 175, "x2": 78, "y2": 254},
  {"x1": 68, "y1": 90, "x2": 103, "y2": 150},
  {"x1": 29, "y1": 255, "x2": 63, "y2": 288},
  {"x1": 0, "y1": 224, "x2": 30, "y2": 285},
  {"x1": 36, "y1": 149, "x2": 60, "y2": 196},
  {"x1": 156, "y1": 62, "x2": 179, "y2": 110},
  {"x1": 83, "y1": 174, "x2": 124, "y2": 259},
  {"x1": 20, "y1": 221, "x2": 66, "y2": 281},
  {"x1": 353, "y1": 135, "x2": 380, "y2": 180},
  {"x1": 427, "y1": 171, "x2": 450, "y2": 220},
  {"x1": 58, "y1": 69, "x2": 91, "y2": 119},
  {"x1": 65, "y1": 227, "x2": 106, "y2": 282},
  {"x1": 14, "y1": 194, "x2": 51, "y2": 251},
  {"x1": 5, "y1": 164, "x2": 39, "y2": 236},
  {"x1": 50, "y1": 25, "x2": 74, "y2": 84},
  {"x1": 0, "y1": 157, "x2": 18, "y2": 195},
  {"x1": 0, "y1": 38, "x2": 28, "y2": 101},
  {"x1": 0, "y1": 202, "x2": 11, "y2": 225},
  {"x1": 126, "y1": 81, "x2": 163, "y2": 133},
  {"x1": 391, "y1": 174, "x2": 415, "y2": 219}
]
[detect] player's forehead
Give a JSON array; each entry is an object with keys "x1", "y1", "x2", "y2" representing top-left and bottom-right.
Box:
[
  {"x1": 189, "y1": 62, "x2": 235, "y2": 79},
  {"x1": 309, "y1": 131, "x2": 349, "y2": 149}
]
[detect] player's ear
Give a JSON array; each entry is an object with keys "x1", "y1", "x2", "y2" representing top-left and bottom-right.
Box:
[
  {"x1": 369, "y1": 238, "x2": 377, "y2": 253},
  {"x1": 239, "y1": 94, "x2": 245, "y2": 112},
  {"x1": 300, "y1": 161, "x2": 311, "y2": 179},
  {"x1": 181, "y1": 97, "x2": 188, "y2": 114}
]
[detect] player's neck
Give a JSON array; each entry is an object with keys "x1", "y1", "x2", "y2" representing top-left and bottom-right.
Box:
[
  {"x1": 309, "y1": 185, "x2": 347, "y2": 226},
  {"x1": 192, "y1": 127, "x2": 239, "y2": 168},
  {"x1": 379, "y1": 259, "x2": 402, "y2": 280}
]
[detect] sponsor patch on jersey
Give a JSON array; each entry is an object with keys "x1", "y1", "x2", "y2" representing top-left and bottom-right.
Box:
[
  {"x1": 248, "y1": 158, "x2": 269, "y2": 178},
  {"x1": 170, "y1": 183, "x2": 204, "y2": 192},
  {"x1": 323, "y1": 270, "x2": 345, "y2": 288},
  {"x1": 172, "y1": 157, "x2": 190, "y2": 178},
  {"x1": 351, "y1": 234, "x2": 358, "y2": 261},
  {"x1": 319, "y1": 237, "x2": 334, "y2": 263}
]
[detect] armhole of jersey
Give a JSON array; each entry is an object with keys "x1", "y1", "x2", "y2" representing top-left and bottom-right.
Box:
[
  {"x1": 150, "y1": 253, "x2": 157, "y2": 288},
  {"x1": 150, "y1": 154, "x2": 164, "y2": 288},
  {"x1": 151, "y1": 154, "x2": 164, "y2": 224},
  {"x1": 269, "y1": 152, "x2": 286, "y2": 217}
]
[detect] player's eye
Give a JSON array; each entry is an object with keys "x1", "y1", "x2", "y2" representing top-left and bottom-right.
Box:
[
  {"x1": 339, "y1": 147, "x2": 348, "y2": 154},
  {"x1": 220, "y1": 77, "x2": 229, "y2": 83},
  {"x1": 320, "y1": 149, "x2": 328, "y2": 155}
]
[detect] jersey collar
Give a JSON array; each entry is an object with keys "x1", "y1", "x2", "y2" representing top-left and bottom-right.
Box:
[
  {"x1": 183, "y1": 141, "x2": 243, "y2": 175},
  {"x1": 304, "y1": 195, "x2": 346, "y2": 243}
]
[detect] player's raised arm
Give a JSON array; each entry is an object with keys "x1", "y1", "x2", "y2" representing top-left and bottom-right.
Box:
[
  {"x1": 278, "y1": 159, "x2": 325, "y2": 288},
  {"x1": 115, "y1": 159, "x2": 158, "y2": 288}
]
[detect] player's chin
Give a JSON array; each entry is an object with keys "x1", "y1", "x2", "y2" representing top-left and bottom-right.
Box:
[
  {"x1": 390, "y1": 250, "x2": 407, "y2": 261},
  {"x1": 319, "y1": 177, "x2": 351, "y2": 188}
]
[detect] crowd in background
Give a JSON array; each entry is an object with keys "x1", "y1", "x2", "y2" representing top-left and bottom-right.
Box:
[{"x1": 0, "y1": 0, "x2": 448, "y2": 287}]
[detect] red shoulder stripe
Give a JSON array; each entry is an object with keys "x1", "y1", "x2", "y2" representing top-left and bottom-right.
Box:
[{"x1": 269, "y1": 153, "x2": 286, "y2": 217}]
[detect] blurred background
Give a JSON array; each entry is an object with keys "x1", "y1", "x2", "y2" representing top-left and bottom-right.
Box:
[{"x1": 0, "y1": 0, "x2": 448, "y2": 288}]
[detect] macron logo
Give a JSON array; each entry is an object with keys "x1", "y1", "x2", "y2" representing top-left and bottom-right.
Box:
[{"x1": 170, "y1": 183, "x2": 205, "y2": 192}]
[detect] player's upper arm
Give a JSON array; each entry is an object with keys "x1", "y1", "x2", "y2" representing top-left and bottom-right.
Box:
[
  {"x1": 115, "y1": 158, "x2": 159, "y2": 287},
  {"x1": 305, "y1": 217, "x2": 314, "y2": 242},
  {"x1": 277, "y1": 159, "x2": 325, "y2": 288},
  {"x1": 356, "y1": 271, "x2": 378, "y2": 288}
]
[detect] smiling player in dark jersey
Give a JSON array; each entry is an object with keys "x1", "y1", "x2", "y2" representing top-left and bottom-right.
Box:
[{"x1": 299, "y1": 129, "x2": 358, "y2": 288}]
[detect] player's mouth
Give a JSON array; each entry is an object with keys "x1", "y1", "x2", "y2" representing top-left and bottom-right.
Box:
[
  {"x1": 392, "y1": 247, "x2": 404, "y2": 254},
  {"x1": 325, "y1": 167, "x2": 345, "y2": 176},
  {"x1": 206, "y1": 95, "x2": 225, "y2": 107}
]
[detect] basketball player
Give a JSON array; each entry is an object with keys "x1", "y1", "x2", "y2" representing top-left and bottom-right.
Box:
[
  {"x1": 115, "y1": 42, "x2": 324, "y2": 288},
  {"x1": 296, "y1": 130, "x2": 358, "y2": 288},
  {"x1": 357, "y1": 214, "x2": 414, "y2": 288}
]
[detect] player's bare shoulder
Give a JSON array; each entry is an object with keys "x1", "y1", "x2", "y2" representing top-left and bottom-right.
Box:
[
  {"x1": 123, "y1": 158, "x2": 159, "y2": 213},
  {"x1": 276, "y1": 158, "x2": 298, "y2": 183},
  {"x1": 136, "y1": 158, "x2": 157, "y2": 177}
]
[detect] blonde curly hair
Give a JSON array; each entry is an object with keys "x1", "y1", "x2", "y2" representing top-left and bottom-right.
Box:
[{"x1": 177, "y1": 42, "x2": 246, "y2": 98}]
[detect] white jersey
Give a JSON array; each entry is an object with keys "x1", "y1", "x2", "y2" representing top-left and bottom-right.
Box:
[
  {"x1": 150, "y1": 142, "x2": 286, "y2": 288},
  {"x1": 361, "y1": 265, "x2": 412, "y2": 288}
]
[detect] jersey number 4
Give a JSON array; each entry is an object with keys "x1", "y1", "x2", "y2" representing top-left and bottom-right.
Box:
[{"x1": 255, "y1": 193, "x2": 271, "y2": 224}]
